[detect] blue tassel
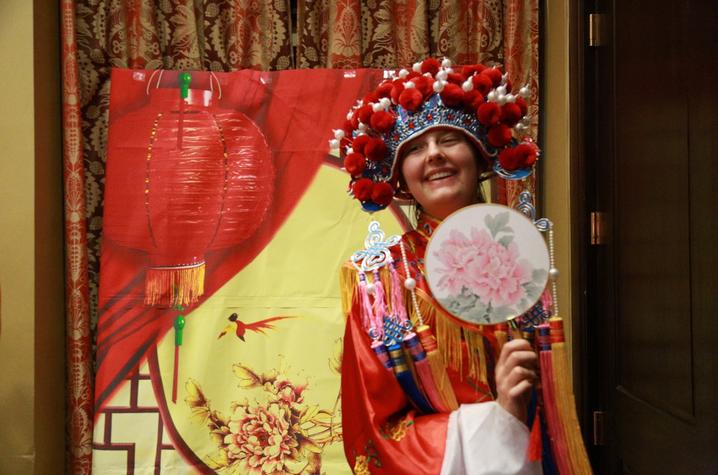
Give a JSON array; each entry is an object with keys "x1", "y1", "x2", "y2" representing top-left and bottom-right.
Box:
[{"x1": 387, "y1": 343, "x2": 435, "y2": 413}]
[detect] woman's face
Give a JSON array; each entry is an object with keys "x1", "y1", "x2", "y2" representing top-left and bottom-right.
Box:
[{"x1": 400, "y1": 128, "x2": 482, "y2": 220}]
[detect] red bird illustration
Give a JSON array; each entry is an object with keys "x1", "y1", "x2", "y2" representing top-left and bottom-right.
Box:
[{"x1": 217, "y1": 313, "x2": 293, "y2": 341}]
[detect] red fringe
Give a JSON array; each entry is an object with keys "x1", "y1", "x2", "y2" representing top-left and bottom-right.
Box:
[{"x1": 527, "y1": 406, "x2": 542, "y2": 462}]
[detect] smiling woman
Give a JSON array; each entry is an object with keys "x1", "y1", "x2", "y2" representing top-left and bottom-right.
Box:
[
  {"x1": 331, "y1": 57, "x2": 545, "y2": 474},
  {"x1": 399, "y1": 129, "x2": 483, "y2": 220}
]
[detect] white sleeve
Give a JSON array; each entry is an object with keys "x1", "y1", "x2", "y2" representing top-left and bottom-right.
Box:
[{"x1": 440, "y1": 401, "x2": 543, "y2": 475}]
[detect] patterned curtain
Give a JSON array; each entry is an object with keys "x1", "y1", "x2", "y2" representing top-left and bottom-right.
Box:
[{"x1": 61, "y1": 0, "x2": 537, "y2": 472}]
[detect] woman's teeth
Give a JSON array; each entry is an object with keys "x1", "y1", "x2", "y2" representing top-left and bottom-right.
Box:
[{"x1": 427, "y1": 171, "x2": 455, "y2": 181}]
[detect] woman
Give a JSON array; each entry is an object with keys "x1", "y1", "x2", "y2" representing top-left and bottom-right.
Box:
[{"x1": 334, "y1": 58, "x2": 543, "y2": 474}]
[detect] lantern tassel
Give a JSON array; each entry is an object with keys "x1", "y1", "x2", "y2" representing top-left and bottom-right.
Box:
[{"x1": 145, "y1": 262, "x2": 205, "y2": 307}]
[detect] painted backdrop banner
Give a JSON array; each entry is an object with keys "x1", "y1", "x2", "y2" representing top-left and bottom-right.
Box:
[{"x1": 92, "y1": 68, "x2": 410, "y2": 474}]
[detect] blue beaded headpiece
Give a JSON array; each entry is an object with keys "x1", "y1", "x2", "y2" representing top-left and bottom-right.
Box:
[{"x1": 330, "y1": 58, "x2": 539, "y2": 212}]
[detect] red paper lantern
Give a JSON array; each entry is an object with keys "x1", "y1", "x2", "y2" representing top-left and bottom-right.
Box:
[{"x1": 104, "y1": 87, "x2": 274, "y2": 307}]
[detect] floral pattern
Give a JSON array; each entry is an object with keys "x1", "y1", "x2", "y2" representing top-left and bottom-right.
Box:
[
  {"x1": 380, "y1": 412, "x2": 415, "y2": 442},
  {"x1": 186, "y1": 362, "x2": 341, "y2": 474},
  {"x1": 433, "y1": 211, "x2": 546, "y2": 323},
  {"x1": 352, "y1": 439, "x2": 382, "y2": 474}
]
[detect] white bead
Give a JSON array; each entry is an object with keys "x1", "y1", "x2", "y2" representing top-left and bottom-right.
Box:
[
  {"x1": 436, "y1": 70, "x2": 448, "y2": 81},
  {"x1": 328, "y1": 139, "x2": 339, "y2": 149},
  {"x1": 358, "y1": 123, "x2": 367, "y2": 132},
  {"x1": 366, "y1": 282, "x2": 376, "y2": 294},
  {"x1": 333, "y1": 129, "x2": 345, "y2": 140},
  {"x1": 487, "y1": 90, "x2": 497, "y2": 102},
  {"x1": 372, "y1": 102, "x2": 383, "y2": 112},
  {"x1": 380, "y1": 97, "x2": 391, "y2": 108},
  {"x1": 413, "y1": 62, "x2": 422, "y2": 72},
  {"x1": 399, "y1": 68, "x2": 409, "y2": 78},
  {"x1": 549, "y1": 268, "x2": 560, "y2": 281},
  {"x1": 433, "y1": 80, "x2": 445, "y2": 92},
  {"x1": 346, "y1": 147, "x2": 354, "y2": 154},
  {"x1": 462, "y1": 79, "x2": 473, "y2": 92},
  {"x1": 506, "y1": 93, "x2": 516, "y2": 103},
  {"x1": 497, "y1": 85, "x2": 507, "y2": 95},
  {"x1": 404, "y1": 81, "x2": 415, "y2": 89},
  {"x1": 497, "y1": 94, "x2": 507, "y2": 105},
  {"x1": 519, "y1": 86, "x2": 530, "y2": 98},
  {"x1": 404, "y1": 277, "x2": 416, "y2": 290},
  {"x1": 346, "y1": 111, "x2": 353, "y2": 120},
  {"x1": 441, "y1": 57, "x2": 452, "y2": 68}
]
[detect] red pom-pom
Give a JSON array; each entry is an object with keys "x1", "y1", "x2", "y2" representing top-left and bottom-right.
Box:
[
  {"x1": 363, "y1": 91, "x2": 380, "y2": 105},
  {"x1": 514, "y1": 143, "x2": 538, "y2": 167},
  {"x1": 343, "y1": 119, "x2": 354, "y2": 136},
  {"x1": 357, "y1": 105, "x2": 373, "y2": 125},
  {"x1": 498, "y1": 148, "x2": 520, "y2": 171},
  {"x1": 477, "y1": 102, "x2": 501, "y2": 127},
  {"x1": 406, "y1": 71, "x2": 421, "y2": 80},
  {"x1": 462, "y1": 64, "x2": 487, "y2": 76},
  {"x1": 463, "y1": 90, "x2": 483, "y2": 110},
  {"x1": 391, "y1": 80, "x2": 406, "y2": 104},
  {"x1": 488, "y1": 124, "x2": 512, "y2": 147},
  {"x1": 371, "y1": 181, "x2": 394, "y2": 206},
  {"x1": 447, "y1": 72, "x2": 466, "y2": 85},
  {"x1": 376, "y1": 81, "x2": 393, "y2": 98},
  {"x1": 344, "y1": 153, "x2": 366, "y2": 175},
  {"x1": 352, "y1": 134, "x2": 370, "y2": 154},
  {"x1": 352, "y1": 178, "x2": 374, "y2": 201},
  {"x1": 412, "y1": 76, "x2": 434, "y2": 98},
  {"x1": 498, "y1": 144, "x2": 536, "y2": 170},
  {"x1": 481, "y1": 68, "x2": 503, "y2": 87},
  {"x1": 399, "y1": 88, "x2": 424, "y2": 112},
  {"x1": 440, "y1": 83, "x2": 465, "y2": 107},
  {"x1": 350, "y1": 114, "x2": 360, "y2": 129},
  {"x1": 501, "y1": 103, "x2": 522, "y2": 127},
  {"x1": 365, "y1": 137, "x2": 388, "y2": 161},
  {"x1": 472, "y1": 74, "x2": 493, "y2": 96},
  {"x1": 370, "y1": 111, "x2": 396, "y2": 133},
  {"x1": 420, "y1": 58, "x2": 441, "y2": 76},
  {"x1": 515, "y1": 97, "x2": 528, "y2": 116}
]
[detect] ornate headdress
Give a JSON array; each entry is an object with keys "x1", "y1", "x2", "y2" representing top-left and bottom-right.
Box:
[{"x1": 330, "y1": 57, "x2": 540, "y2": 212}]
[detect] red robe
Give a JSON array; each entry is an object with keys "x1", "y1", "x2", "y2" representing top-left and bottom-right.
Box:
[{"x1": 340, "y1": 223, "x2": 501, "y2": 474}]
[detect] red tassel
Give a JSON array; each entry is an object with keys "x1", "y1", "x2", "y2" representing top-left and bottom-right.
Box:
[{"x1": 528, "y1": 406, "x2": 543, "y2": 462}]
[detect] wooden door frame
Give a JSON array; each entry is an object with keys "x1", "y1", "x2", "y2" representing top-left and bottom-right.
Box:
[{"x1": 564, "y1": 0, "x2": 611, "y2": 471}]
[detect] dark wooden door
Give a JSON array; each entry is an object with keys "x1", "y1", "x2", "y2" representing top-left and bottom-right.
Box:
[{"x1": 584, "y1": 1, "x2": 718, "y2": 473}]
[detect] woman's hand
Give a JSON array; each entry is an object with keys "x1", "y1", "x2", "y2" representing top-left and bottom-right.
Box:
[{"x1": 495, "y1": 339, "x2": 538, "y2": 423}]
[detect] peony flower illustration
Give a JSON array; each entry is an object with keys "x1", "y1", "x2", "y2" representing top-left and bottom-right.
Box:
[
  {"x1": 467, "y1": 239, "x2": 531, "y2": 307},
  {"x1": 434, "y1": 225, "x2": 532, "y2": 308},
  {"x1": 434, "y1": 229, "x2": 477, "y2": 295},
  {"x1": 186, "y1": 361, "x2": 342, "y2": 474},
  {"x1": 224, "y1": 402, "x2": 300, "y2": 473}
]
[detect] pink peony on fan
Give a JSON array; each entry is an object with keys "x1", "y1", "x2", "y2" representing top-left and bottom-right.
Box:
[{"x1": 425, "y1": 203, "x2": 550, "y2": 325}]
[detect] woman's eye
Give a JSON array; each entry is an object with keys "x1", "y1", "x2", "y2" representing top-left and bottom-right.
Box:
[{"x1": 406, "y1": 143, "x2": 424, "y2": 155}]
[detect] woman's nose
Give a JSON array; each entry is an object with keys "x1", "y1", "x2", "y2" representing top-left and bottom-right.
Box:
[{"x1": 426, "y1": 140, "x2": 444, "y2": 162}]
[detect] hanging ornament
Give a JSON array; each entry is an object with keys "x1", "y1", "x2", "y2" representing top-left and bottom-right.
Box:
[{"x1": 104, "y1": 72, "x2": 274, "y2": 307}]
